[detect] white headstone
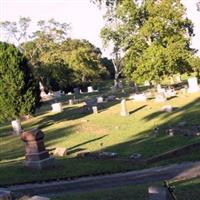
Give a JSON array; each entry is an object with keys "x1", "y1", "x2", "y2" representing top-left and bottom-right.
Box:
[
  {"x1": 87, "y1": 86, "x2": 94, "y2": 93},
  {"x1": 11, "y1": 119, "x2": 22, "y2": 135},
  {"x1": 97, "y1": 96, "x2": 104, "y2": 103},
  {"x1": 155, "y1": 92, "x2": 166, "y2": 102},
  {"x1": 92, "y1": 106, "x2": 98, "y2": 114},
  {"x1": 120, "y1": 99, "x2": 129, "y2": 116},
  {"x1": 69, "y1": 99, "x2": 73, "y2": 105},
  {"x1": 161, "y1": 105, "x2": 173, "y2": 112},
  {"x1": 187, "y1": 77, "x2": 200, "y2": 93},
  {"x1": 157, "y1": 84, "x2": 165, "y2": 93},
  {"x1": 51, "y1": 103, "x2": 63, "y2": 112},
  {"x1": 131, "y1": 93, "x2": 147, "y2": 101},
  {"x1": 176, "y1": 75, "x2": 181, "y2": 83}
]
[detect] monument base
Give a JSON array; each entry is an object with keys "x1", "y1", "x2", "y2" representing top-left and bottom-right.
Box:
[{"x1": 23, "y1": 157, "x2": 55, "y2": 170}]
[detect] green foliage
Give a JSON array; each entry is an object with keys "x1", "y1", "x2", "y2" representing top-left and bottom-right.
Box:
[
  {"x1": 0, "y1": 42, "x2": 39, "y2": 121},
  {"x1": 61, "y1": 39, "x2": 103, "y2": 85},
  {"x1": 101, "y1": 0, "x2": 197, "y2": 83}
]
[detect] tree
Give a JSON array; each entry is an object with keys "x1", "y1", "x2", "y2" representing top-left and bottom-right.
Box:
[
  {"x1": 60, "y1": 39, "x2": 103, "y2": 87},
  {"x1": 0, "y1": 42, "x2": 40, "y2": 123},
  {"x1": 100, "y1": 0, "x2": 197, "y2": 84},
  {"x1": 101, "y1": 6, "x2": 125, "y2": 88}
]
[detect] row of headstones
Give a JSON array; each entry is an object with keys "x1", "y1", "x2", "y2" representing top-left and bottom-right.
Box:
[
  {"x1": 40, "y1": 85, "x2": 98, "y2": 100},
  {"x1": 130, "y1": 77, "x2": 200, "y2": 103},
  {"x1": 51, "y1": 95, "x2": 113, "y2": 113},
  {"x1": 144, "y1": 75, "x2": 182, "y2": 86}
]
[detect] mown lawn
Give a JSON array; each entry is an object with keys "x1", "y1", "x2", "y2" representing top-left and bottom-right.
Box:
[
  {"x1": 52, "y1": 177, "x2": 200, "y2": 200},
  {"x1": 1, "y1": 82, "x2": 200, "y2": 185}
]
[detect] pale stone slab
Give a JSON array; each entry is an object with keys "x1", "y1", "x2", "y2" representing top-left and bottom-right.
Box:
[
  {"x1": 53, "y1": 147, "x2": 67, "y2": 157},
  {"x1": 51, "y1": 103, "x2": 63, "y2": 112},
  {"x1": 188, "y1": 77, "x2": 200, "y2": 93}
]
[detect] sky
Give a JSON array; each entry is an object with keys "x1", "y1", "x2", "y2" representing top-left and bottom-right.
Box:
[{"x1": 0, "y1": 0, "x2": 200, "y2": 57}]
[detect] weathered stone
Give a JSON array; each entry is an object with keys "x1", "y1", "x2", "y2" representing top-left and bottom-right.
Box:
[
  {"x1": 21, "y1": 128, "x2": 54, "y2": 170},
  {"x1": 53, "y1": 147, "x2": 68, "y2": 157},
  {"x1": 51, "y1": 103, "x2": 62, "y2": 112}
]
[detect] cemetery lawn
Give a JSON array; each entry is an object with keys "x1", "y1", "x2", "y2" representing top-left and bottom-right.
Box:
[
  {"x1": 52, "y1": 177, "x2": 200, "y2": 200},
  {"x1": 1, "y1": 86, "x2": 200, "y2": 185}
]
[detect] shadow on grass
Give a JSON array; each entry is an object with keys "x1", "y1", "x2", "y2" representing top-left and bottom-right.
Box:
[
  {"x1": 68, "y1": 135, "x2": 108, "y2": 151},
  {"x1": 129, "y1": 105, "x2": 147, "y2": 115}
]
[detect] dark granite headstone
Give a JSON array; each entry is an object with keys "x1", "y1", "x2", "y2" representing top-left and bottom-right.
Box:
[{"x1": 21, "y1": 128, "x2": 54, "y2": 170}]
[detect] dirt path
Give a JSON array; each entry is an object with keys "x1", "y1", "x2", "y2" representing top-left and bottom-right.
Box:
[{"x1": 7, "y1": 161, "x2": 200, "y2": 196}]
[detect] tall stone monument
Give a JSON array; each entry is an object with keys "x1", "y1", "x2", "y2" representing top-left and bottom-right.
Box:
[
  {"x1": 21, "y1": 128, "x2": 54, "y2": 170},
  {"x1": 120, "y1": 99, "x2": 129, "y2": 116}
]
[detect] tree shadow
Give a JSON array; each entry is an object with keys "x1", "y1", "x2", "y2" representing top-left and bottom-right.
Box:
[{"x1": 68, "y1": 135, "x2": 108, "y2": 151}]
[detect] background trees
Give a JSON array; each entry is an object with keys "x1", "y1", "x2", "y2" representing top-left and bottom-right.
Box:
[
  {"x1": 0, "y1": 42, "x2": 40, "y2": 122},
  {"x1": 100, "y1": 0, "x2": 199, "y2": 84}
]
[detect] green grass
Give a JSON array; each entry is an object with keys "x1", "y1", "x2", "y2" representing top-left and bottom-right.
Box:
[
  {"x1": 1, "y1": 81, "x2": 200, "y2": 185},
  {"x1": 51, "y1": 177, "x2": 200, "y2": 200}
]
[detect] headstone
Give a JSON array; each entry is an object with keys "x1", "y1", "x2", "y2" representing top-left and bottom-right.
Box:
[
  {"x1": 176, "y1": 75, "x2": 182, "y2": 83},
  {"x1": 69, "y1": 99, "x2": 73, "y2": 105},
  {"x1": 156, "y1": 84, "x2": 165, "y2": 93},
  {"x1": 165, "y1": 88, "x2": 176, "y2": 98},
  {"x1": 187, "y1": 77, "x2": 200, "y2": 93},
  {"x1": 120, "y1": 99, "x2": 129, "y2": 116},
  {"x1": 92, "y1": 106, "x2": 98, "y2": 114},
  {"x1": 11, "y1": 119, "x2": 22, "y2": 135},
  {"x1": 148, "y1": 186, "x2": 170, "y2": 200},
  {"x1": 87, "y1": 86, "x2": 94, "y2": 93},
  {"x1": 20, "y1": 128, "x2": 54, "y2": 170},
  {"x1": 97, "y1": 96, "x2": 104, "y2": 103},
  {"x1": 0, "y1": 188, "x2": 12, "y2": 200},
  {"x1": 51, "y1": 102, "x2": 62, "y2": 112},
  {"x1": 53, "y1": 147, "x2": 67, "y2": 157},
  {"x1": 144, "y1": 80, "x2": 150, "y2": 86},
  {"x1": 130, "y1": 93, "x2": 147, "y2": 101},
  {"x1": 161, "y1": 105, "x2": 173, "y2": 112},
  {"x1": 155, "y1": 92, "x2": 166, "y2": 102}
]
